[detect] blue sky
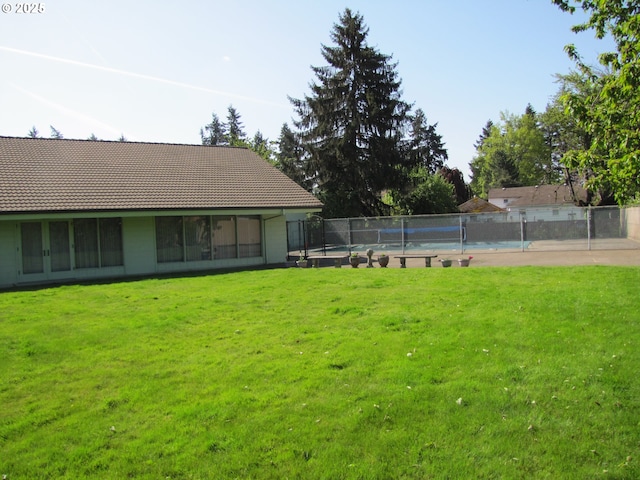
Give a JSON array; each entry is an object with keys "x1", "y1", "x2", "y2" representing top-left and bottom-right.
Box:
[{"x1": 0, "y1": 0, "x2": 611, "y2": 179}]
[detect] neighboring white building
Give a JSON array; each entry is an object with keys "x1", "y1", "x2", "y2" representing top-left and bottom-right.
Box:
[
  {"x1": 0, "y1": 137, "x2": 322, "y2": 288},
  {"x1": 488, "y1": 185, "x2": 587, "y2": 209}
]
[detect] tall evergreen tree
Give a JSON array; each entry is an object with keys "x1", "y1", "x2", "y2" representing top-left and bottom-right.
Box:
[
  {"x1": 226, "y1": 105, "x2": 246, "y2": 146},
  {"x1": 249, "y1": 130, "x2": 275, "y2": 163},
  {"x1": 473, "y1": 120, "x2": 493, "y2": 150},
  {"x1": 200, "y1": 112, "x2": 227, "y2": 146},
  {"x1": 50, "y1": 126, "x2": 63, "y2": 139},
  {"x1": 276, "y1": 123, "x2": 310, "y2": 190},
  {"x1": 27, "y1": 126, "x2": 39, "y2": 138},
  {"x1": 290, "y1": 8, "x2": 411, "y2": 217},
  {"x1": 406, "y1": 108, "x2": 448, "y2": 174}
]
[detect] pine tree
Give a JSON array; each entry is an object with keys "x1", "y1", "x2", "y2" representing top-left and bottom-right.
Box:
[
  {"x1": 226, "y1": 105, "x2": 246, "y2": 146},
  {"x1": 249, "y1": 130, "x2": 275, "y2": 163},
  {"x1": 276, "y1": 123, "x2": 310, "y2": 190},
  {"x1": 407, "y1": 108, "x2": 448, "y2": 174},
  {"x1": 200, "y1": 112, "x2": 227, "y2": 146},
  {"x1": 50, "y1": 126, "x2": 63, "y2": 139},
  {"x1": 27, "y1": 126, "x2": 39, "y2": 138},
  {"x1": 473, "y1": 120, "x2": 493, "y2": 150},
  {"x1": 290, "y1": 8, "x2": 411, "y2": 217}
]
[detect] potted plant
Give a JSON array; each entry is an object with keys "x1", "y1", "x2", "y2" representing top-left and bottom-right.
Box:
[
  {"x1": 349, "y1": 252, "x2": 361, "y2": 268},
  {"x1": 296, "y1": 254, "x2": 308, "y2": 268},
  {"x1": 439, "y1": 258, "x2": 452, "y2": 267},
  {"x1": 378, "y1": 253, "x2": 389, "y2": 267},
  {"x1": 458, "y1": 256, "x2": 473, "y2": 267}
]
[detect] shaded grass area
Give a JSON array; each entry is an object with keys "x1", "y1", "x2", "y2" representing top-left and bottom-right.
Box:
[{"x1": 1, "y1": 266, "x2": 639, "y2": 479}]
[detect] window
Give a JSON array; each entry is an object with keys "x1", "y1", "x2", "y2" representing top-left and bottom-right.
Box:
[
  {"x1": 74, "y1": 218, "x2": 124, "y2": 268},
  {"x1": 212, "y1": 216, "x2": 237, "y2": 259},
  {"x1": 238, "y1": 216, "x2": 262, "y2": 258},
  {"x1": 185, "y1": 216, "x2": 211, "y2": 261},
  {"x1": 156, "y1": 216, "x2": 184, "y2": 263},
  {"x1": 21, "y1": 222, "x2": 44, "y2": 274},
  {"x1": 74, "y1": 218, "x2": 99, "y2": 268},
  {"x1": 50, "y1": 221, "x2": 71, "y2": 272},
  {"x1": 100, "y1": 218, "x2": 124, "y2": 267},
  {"x1": 155, "y1": 215, "x2": 262, "y2": 263}
]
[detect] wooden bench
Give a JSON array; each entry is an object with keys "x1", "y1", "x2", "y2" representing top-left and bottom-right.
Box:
[
  {"x1": 307, "y1": 255, "x2": 348, "y2": 268},
  {"x1": 394, "y1": 254, "x2": 438, "y2": 268}
]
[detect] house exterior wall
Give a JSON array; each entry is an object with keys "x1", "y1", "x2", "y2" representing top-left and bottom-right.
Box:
[
  {"x1": 264, "y1": 215, "x2": 287, "y2": 264},
  {"x1": 625, "y1": 206, "x2": 640, "y2": 241},
  {"x1": 122, "y1": 216, "x2": 156, "y2": 276},
  {"x1": 488, "y1": 196, "x2": 512, "y2": 209},
  {"x1": 0, "y1": 212, "x2": 295, "y2": 289}
]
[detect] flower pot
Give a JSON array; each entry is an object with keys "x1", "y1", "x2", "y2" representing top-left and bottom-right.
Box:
[
  {"x1": 440, "y1": 259, "x2": 452, "y2": 268},
  {"x1": 296, "y1": 260, "x2": 308, "y2": 268},
  {"x1": 458, "y1": 256, "x2": 472, "y2": 267},
  {"x1": 378, "y1": 255, "x2": 389, "y2": 267},
  {"x1": 349, "y1": 256, "x2": 360, "y2": 268}
]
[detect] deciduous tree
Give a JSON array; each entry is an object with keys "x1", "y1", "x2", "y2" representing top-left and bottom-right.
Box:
[
  {"x1": 553, "y1": 0, "x2": 640, "y2": 204},
  {"x1": 470, "y1": 108, "x2": 555, "y2": 197},
  {"x1": 439, "y1": 166, "x2": 472, "y2": 205},
  {"x1": 392, "y1": 168, "x2": 458, "y2": 215}
]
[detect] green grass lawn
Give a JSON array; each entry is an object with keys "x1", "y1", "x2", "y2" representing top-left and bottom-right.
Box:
[{"x1": 1, "y1": 266, "x2": 639, "y2": 479}]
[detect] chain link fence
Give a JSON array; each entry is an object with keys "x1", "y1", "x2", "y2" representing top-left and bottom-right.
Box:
[{"x1": 288, "y1": 206, "x2": 640, "y2": 257}]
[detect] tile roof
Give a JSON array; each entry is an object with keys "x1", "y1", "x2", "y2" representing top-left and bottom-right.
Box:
[
  {"x1": 488, "y1": 184, "x2": 587, "y2": 207},
  {"x1": 0, "y1": 137, "x2": 323, "y2": 214},
  {"x1": 458, "y1": 196, "x2": 504, "y2": 213}
]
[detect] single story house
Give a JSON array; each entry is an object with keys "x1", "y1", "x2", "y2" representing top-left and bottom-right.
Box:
[{"x1": 0, "y1": 136, "x2": 322, "y2": 288}]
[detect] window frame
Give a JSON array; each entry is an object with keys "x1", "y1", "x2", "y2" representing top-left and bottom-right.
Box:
[{"x1": 155, "y1": 214, "x2": 262, "y2": 264}]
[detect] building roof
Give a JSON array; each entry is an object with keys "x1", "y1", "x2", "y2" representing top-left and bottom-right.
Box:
[
  {"x1": 458, "y1": 196, "x2": 504, "y2": 213},
  {"x1": 488, "y1": 184, "x2": 587, "y2": 208},
  {"x1": 0, "y1": 136, "x2": 323, "y2": 214}
]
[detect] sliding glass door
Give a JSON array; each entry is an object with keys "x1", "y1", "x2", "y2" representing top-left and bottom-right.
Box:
[
  {"x1": 20, "y1": 221, "x2": 72, "y2": 278},
  {"x1": 20, "y1": 222, "x2": 44, "y2": 274}
]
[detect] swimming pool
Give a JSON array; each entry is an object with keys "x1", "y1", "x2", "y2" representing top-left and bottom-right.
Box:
[{"x1": 318, "y1": 240, "x2": 531, "y2": 254}]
